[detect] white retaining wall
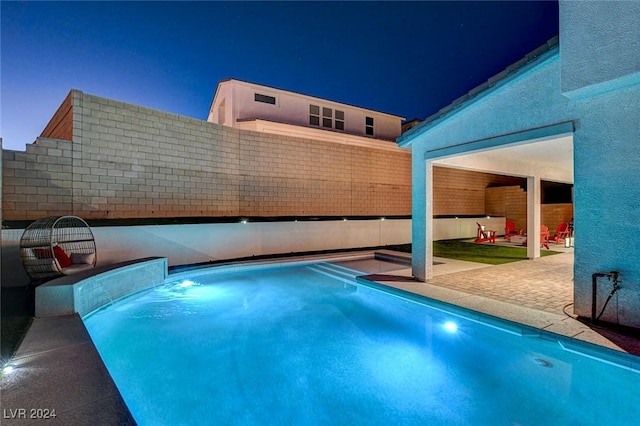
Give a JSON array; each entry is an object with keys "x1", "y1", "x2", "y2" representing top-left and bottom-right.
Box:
[
  {"x1": 433, "y1": 217, "x2": 506, "y2": 240},
  {"x1": 1, "y1": 219, "x2": 411, "y2": 287}
]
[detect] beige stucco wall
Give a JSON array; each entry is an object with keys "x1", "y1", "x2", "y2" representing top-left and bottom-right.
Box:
[{"x1": 2, "y1": 90, "x2": 411, "y2": 220}]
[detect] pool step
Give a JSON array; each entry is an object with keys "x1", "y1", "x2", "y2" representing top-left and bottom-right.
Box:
[{"x1": 308, "y1": 262, "x2": 363, "y2": 283}]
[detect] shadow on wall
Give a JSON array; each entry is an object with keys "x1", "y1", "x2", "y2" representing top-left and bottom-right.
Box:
[{"x1": 2, "y1": 241, "x2": 30, "y2": 287}]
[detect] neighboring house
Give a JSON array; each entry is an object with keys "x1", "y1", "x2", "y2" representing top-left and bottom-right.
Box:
[
  {"x1": 208, "y1": 78, "x2": 405, "y2": 146},
  {"x1": 397, "y1": 1, "x2": 640, "y2": 329},
  {"x1": 401, "y1": 118, "x2": 422, "y2": 133}
]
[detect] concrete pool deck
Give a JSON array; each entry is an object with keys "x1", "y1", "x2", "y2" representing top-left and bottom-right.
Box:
[
  {"x1": 358, "y1": 251, "x2": 640, "y2": 355},
  {"x1": 2, "y1": 250, "x2": 639, "y2": 424}
]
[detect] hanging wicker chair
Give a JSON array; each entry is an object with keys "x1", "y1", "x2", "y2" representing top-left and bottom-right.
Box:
[{"x1": 20, "y1": 216, "x2": 97, "y2": 282}]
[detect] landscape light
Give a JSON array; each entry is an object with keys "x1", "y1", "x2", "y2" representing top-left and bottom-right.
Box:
[{"x1": 3, "y1": 364, "x2": 15, "y2": 375}]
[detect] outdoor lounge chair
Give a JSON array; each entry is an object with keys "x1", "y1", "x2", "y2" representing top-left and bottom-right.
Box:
[
  {"x1": 519, "y1": 225, "x2": 551, "y2": 249},
  {"x1": 20, "y1": 216, "x2": 97, "y2": 282},
  {"x1": 504, "y1": 221, "x2": 522, "y2": 239},
  {"x1": 551, "y1": 222, "x2": 570, "y2": 244},
  {"x1": 475, "y1": 222, "x2": 496, "y2": 244},
  {"x1": 540, "y1": 224, "x2": 550, "y2": 249}
]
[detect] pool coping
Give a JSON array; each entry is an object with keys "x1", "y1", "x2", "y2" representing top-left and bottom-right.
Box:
[
  {"x1": 1, "y1": 252, "x2": 387, "y2": 425},
  {"x1": 3, "y1": 251, "x2": 639, "y2": 425},
  {"x1": 355, "y1": 275, "x2": 640, "y2": 373}
]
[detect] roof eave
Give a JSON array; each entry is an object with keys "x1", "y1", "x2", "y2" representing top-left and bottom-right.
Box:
[{"x1": 397, "y1": 36, "x2": 560, "y2": 149}]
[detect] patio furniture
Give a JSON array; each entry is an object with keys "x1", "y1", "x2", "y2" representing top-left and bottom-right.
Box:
[
  {"x1": 475, "y1": 222, "x2": 496, "y2": 244},
  {"x1": 551, "y1": 222, "x2": 571, "y2": 244},
  {"x1": 20, "y1": 216, "x2": 97, "y2": 282},
  {"x1": 519, "y1": 225, "x2": 551, "y2": 249},
  {"x1": 540, "y1": 224, "x2": 550, "y2": 249},
  {"x1": 504, "y1": 220, "x2": 523, "y2": 239}
]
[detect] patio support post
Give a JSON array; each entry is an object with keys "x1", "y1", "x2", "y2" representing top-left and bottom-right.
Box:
[
  {"x1": 411, "y1": 155, "x2": 430, "y2": 281},
  {"x1": 425, "y1": 160, "x2": 434, "y2": 280},
  {"x1": 527, "y1": 175, "x2": 541, "y2": 259}
]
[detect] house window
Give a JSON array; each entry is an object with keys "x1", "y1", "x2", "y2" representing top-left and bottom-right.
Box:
[
  {"x1": 322, "y1": 107, "x2": 333, "y2": 128},
  {"x1": 365, "y1": 116, "x2": 374, "y2": 136},
  {"x1": 309, "y1": 105, "x2": 320, "y2": 126},
  {"x1": 335, "y1": 110, "x2": 345, "y2": 131},
  {"x1": 255, "y1": 93, "x2": 276, "y2": 105},
  {"x1": 310, "y1": 105, "x2": 345, "y2": 130}
]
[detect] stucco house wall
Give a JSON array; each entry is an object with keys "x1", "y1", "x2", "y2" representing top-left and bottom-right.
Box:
[
  {"x1": 401, "y1": 51, "x2": 572, "y2": 282},
  {"x1": 571, "y1": 83, "x2": 640, "y2": 326},
  {"x1": 560, "y1": 0, "x2": 640, "y2": 98}
]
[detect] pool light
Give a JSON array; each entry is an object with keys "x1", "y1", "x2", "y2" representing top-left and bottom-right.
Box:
[
  {"x1": 443, "y1": 321, "x2": 458, "y2": 333},
  {"x1": 178, "y1": 280, "x2": 195, "y2": 289},
  {"x1": 240, "y1": 218, "x2": 248, "y2": 224}
]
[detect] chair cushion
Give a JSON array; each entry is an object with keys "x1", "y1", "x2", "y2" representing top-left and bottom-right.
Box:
[
  {"x1": 53, "y1": 246, "x2": 72, "y2": 268},
  {"x1": 70, "y1": 252, "x2": 95, "y2": 265},
  {"x1": 33, "y1": 248, "x2": 53, "y2": 259},
  {"x1": 61, "y1": 263, "x2": 94, "y2": 275}
]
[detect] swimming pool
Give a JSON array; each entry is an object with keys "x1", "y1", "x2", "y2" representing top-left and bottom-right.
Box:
[{"x1": 84, "y1": 262, "x2": 640, "y2": 425}]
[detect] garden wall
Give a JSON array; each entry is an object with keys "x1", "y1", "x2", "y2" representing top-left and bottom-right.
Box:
[{"x1": 2, "y1": 90, "x2": 411, "y2": 220}]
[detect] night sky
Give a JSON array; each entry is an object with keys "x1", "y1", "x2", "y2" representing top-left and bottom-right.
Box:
[{"x1": 1, "y1": 1, "x2": 558, "y2": 151}]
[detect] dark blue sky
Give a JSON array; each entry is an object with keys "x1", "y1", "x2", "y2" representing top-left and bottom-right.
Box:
[{"x1": 1, "y1": 1, "x2": 558, "y2": 151}]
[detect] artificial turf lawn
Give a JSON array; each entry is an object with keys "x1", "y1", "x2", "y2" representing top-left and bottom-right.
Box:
[{"x1": 433, "y1": 240, "x2": 561, "y2": 265}]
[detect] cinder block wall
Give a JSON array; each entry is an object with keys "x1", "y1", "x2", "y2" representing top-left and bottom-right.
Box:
[
  {"x1": 41, "y1": 91, "x2": 73, "y2": 141},
  {"x1": 2, "y1": 91, "x2": 411, "y2": 220},
  {"x1": 541, "y1": 203, "x2": 573, "y2": 233},
  {"x1": 433, "y1": 167, "x2": 525, "y2": 216},
  {"x1": 3, "y1": 139, "x2": 75, "y2": 218},
  {"x1": 486, "y1": 186, "x2": 527, "y2": 229},
  {"x1": 486, "y1": 186, "x2": 573, "y2": 233}
]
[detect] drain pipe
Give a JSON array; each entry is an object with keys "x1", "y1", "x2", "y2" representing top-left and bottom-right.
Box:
[{"x1": 591, "y1": 271, "x2": 621, "y2": 322}]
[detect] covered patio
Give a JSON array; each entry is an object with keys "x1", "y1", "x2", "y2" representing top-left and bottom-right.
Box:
[{"x1": 397, "y1": 0, "x2": 640, "y2": 330}]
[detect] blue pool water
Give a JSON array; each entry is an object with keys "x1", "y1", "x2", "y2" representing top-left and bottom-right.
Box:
[{"x1": 84, "y1": 263, "x2": 640, "y2": 425}]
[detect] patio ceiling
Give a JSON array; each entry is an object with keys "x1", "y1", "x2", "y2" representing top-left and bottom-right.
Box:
[{"x1": 432, "y1": 135, "x2": 574, "y2": 183}]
